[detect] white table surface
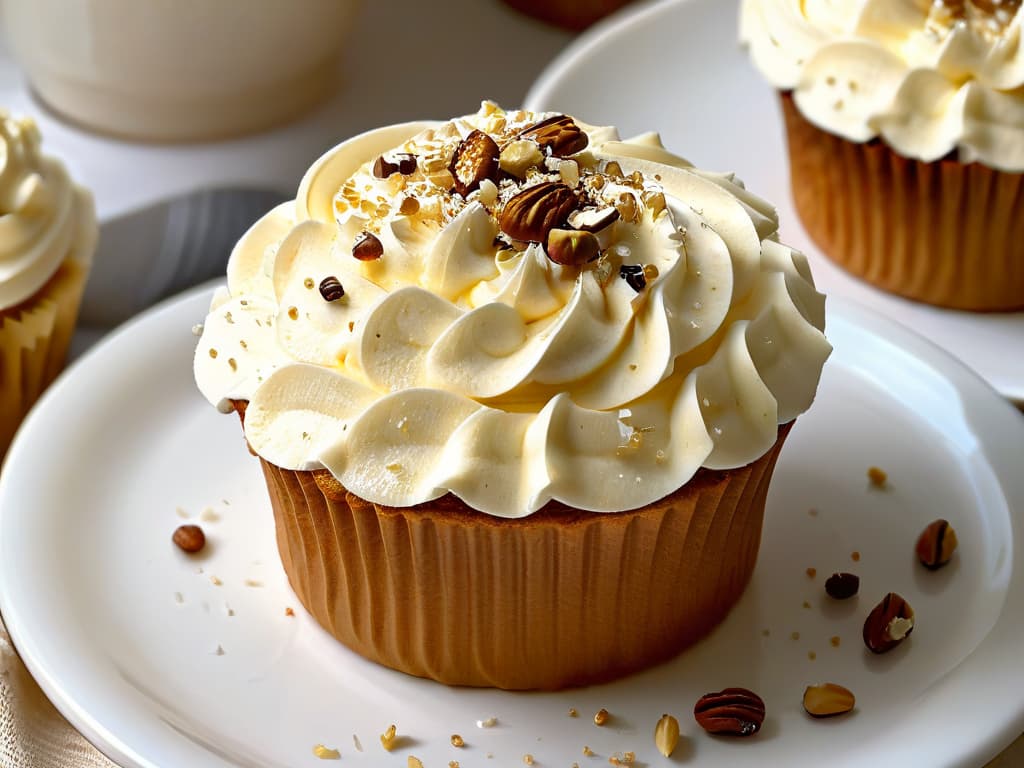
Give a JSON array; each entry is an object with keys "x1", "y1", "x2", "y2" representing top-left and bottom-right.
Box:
[{"x1": 1, "y1": 0, "x2": 1021, "y2": 765}]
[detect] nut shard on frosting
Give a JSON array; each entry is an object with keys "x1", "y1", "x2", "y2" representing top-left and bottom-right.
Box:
[
  {"x1": 740, "y1": 0, "x2": 1024, "y2": 169},
  {"x1": 194, "y1": 103, "x2": 831, "y2": 518}
]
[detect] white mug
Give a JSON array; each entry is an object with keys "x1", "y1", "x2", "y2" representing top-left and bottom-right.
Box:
[{"x1": 2, "y1": 0, "x2": 360, "y2": 141}]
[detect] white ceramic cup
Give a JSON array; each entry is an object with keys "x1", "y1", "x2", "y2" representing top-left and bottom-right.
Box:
[{"x1": 1, "y1": 0, "x2": 360, "y2": 141}]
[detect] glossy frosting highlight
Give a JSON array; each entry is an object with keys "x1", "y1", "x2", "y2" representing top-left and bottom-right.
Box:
[
  {"x1": 0, "y1": 112, "x2": 93, "y2": 310},
  {"x1": 194, "y1": 104, "x2": 830, "y2": 517},
  {"x1": 741, "y1": 0, "x2": 1024, "y2": 169}
]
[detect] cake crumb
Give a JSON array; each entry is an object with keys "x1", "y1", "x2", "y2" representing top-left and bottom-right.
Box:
[
  {"x1": 523, "y1": 755, "x2": 534, "y2": 765},
  {"x1": 830, "y1": 635, "x2": 841, "y2": 647},
  {"x1": 791, "y1": 631, "x2": 800, "y2": 640},
  {"x1": 583, "y1": 746, "x2": 595, "y2": 756},
  {"x1": 851, "y1": 551, "x2": 861, "y2": 562},
  {"x1": 806, "y1": 567, "x2": 817, "y2": 578},
  {"x1": 867, "y1": 466, "x2": 888, "y2": 487},
  {"x1": 210, "y1": 576, "x2": 222, "y2": 587},
  {"x1": 285, "y1": 607, "x2": 295, "y2": 617},
  {"x1": 568, "y1": 707, "x2": 578, "y2": 717},
  {"x1": 802, "y1": 601, "x2": 812, "y2": 609},
  {"x1": 312, "y1": 744, "x2": 340, "y2": 760},
  {"x1": 451, "y1": 734, "x2": 464, "y2": 748},
  {"x1": 381, "y1": 724, "x2": 397, "y2": 751},
  {"x1": 808, "y1": 650, "x2": 817, "y2": 661}
]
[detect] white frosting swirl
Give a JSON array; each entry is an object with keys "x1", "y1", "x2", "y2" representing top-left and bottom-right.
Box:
[
  {"x1": 0, "y1": 112, "x2": 95, "y2": 309},
  {"x1": 194, "y1": 104, "x2": 831, "y2": 518},
  {"x1": 741, "y1": 0, "x2": 1024, "y2": 169}
]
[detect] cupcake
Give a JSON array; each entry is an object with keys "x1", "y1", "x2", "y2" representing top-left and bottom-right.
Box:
[
  {"x1": 194, "y1": 103, "x2": 831, "y2": 690},
  {"x1": 741, "y1": 0, "x2": 1024, "y2": 311},
  {"x1": 0, "y1": 112, "x2": 96, "y2": 455}
]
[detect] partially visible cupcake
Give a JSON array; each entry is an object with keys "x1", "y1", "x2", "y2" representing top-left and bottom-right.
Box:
[
  {"x1": 194, "y1": 103, "x2": 831, "y2": 689},
  {"x1": 741, "y1": 0, "x2": 1024, "y2": 311},
  {"x1": 501, "y1": 0, "x2": 636, "y2": 30},
  {"x1": 0, "y1": 112, "x2": 96, "y2": 454}
]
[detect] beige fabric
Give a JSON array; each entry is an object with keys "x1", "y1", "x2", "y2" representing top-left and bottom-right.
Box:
[{"x1": 0, "y1": 618, "x2": 117, "y2": 768}]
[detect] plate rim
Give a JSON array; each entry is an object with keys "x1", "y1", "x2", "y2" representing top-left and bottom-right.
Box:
[
  {"x1": 1, "y1": 283, "x2": 1023, "y2": 768},
  {"x1": 523, "y1": 0, "x2": 1024, "y2": 406}
]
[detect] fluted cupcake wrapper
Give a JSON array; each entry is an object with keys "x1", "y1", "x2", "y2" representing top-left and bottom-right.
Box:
[
  {"x1": 255, "y1": 422, "x2": 792, "y2": 691},
  {"x1": 780, "y1": 92, "x2": 1024, "y2": 312},
  {"x1": 0, "y1": 257, "x2": 89, "y2": 457}
]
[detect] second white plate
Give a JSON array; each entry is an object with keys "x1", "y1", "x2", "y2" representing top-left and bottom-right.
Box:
[{"x1": 525, "y1": 0, "x2": 1024, "y2": 404}]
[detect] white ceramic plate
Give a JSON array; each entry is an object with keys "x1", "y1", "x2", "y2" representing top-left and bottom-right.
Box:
[
  {"x1": 1, "y1": 283, "x2": 1023, "y2": 768},
  {"x1": 525, "y1": 0, "x2": 1024, "y2": 405}
]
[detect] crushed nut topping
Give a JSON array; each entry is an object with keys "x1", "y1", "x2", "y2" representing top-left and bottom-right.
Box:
[
  {"x1": 380, "y1": 724, "x2": 397, "y2": 751},
  {"x1": 594, "y1": 708, "x2": 610, "y2": 726}
]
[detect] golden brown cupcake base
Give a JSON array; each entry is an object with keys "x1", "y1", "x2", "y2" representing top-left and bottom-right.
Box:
[
  {"x1": 0, "y1": 256, "x2": 89, "y2": 456},
  {"x1": 780, "y1": 92, "x2": 1024, "y2": 312},
  {"x1": 249, "y1": 407, "x2": 792, "y2": 690}
]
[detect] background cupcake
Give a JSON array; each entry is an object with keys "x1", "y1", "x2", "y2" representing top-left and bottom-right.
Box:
[
  {"x1": 741, "y1": 0, "x2": 1024, "y2": 311},
  {"x1": 194, "y1": 104, "x2": 831, "y2": 689},
  {"x1": 0, "y1": 112, "x2": 96, "y2": 455}
]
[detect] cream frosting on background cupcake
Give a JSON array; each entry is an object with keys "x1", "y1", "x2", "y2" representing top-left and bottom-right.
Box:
[
  {"x1": 0, "y1": 112, "x2": 96, "y2": 455},
  {"x1": 194, "y1": 103, "x2": 830, "y2": 689},
  {"x1": 742, "y1": 0, "x2": 1024, "y2": 311}
]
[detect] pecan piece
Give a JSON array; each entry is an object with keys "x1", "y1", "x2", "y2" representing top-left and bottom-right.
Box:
[
  {"x1": 499, "y1": 182, "x2": 578, "y2": 242},
  {"x1": 824, "y1": 572, "x2": 860, "y2": 600},
  {"x1": 450, "y1": 130, "x2": 500, "y2": 197},
  {"x1": 547, "y1": 229, "x2": 599, "y2": 266},
  {"x1": 803, "y1": 683, "x2": 855, "y2": 718},
  {"x1": 518, "y1": 114, "x2": 589, "y2": 157},
  {"x1": 352, "y1": 232, "x2": 384, "y2": 261},
  {"x1": 693, "y1": 688, "x2": 765, "y2": 736},
  {"x1": 173, "y1": 524, "x2": 205, "y2": 554},
  {"x1": 915, "y1": 519, "x2": 957, "y2": 570},
  {"x1": 863, "y1": 592, "x2": 914, "y2": 653}
]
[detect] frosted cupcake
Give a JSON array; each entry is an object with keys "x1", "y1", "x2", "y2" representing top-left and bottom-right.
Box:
[
  {"x1": 194, "y1": 103, "x2": 831, "y2": 689},
  {"x1": 742, "y1": 0, "x2": 1024, "y2": 311},
  {"x1": 0, "y1": 113, "x2": 96, "y2": 455}
]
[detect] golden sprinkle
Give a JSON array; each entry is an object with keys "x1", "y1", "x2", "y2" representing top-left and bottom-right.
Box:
[
  {"x1": 523, "y1": 755, "x2": 534, "y2": 766},
  {"x1": 239, "y1": 339, "x2": 248, "y2": 349},
  {"x1": 348, "y1": 321, "x2": 355, "y2": 332},
  {"x1": 654, "y1": 713, "x2": 680, "y2": 757},
  {"x1": 806, "y1": 567, "x2": 817, "y2": 578},
  {"x1": 210, "y1": 576, "x2": 222, "y2": 586},
  {"x1": 594, "y1": 708, "x2": 610, "y2": 726},
  {"x1": 208, "y1": 348, "x2": 218, "y2": 359},
  {"x1": 851, "y1": 551, "x2": 861, "y2": 562},
  {"x1": 400, "y1": 196, "x2": 421, "y2": 216},
  {"x1": 304, "y1": 277, "x2": 314, "y2": 289},
  {"x1": 408, "y1": 758, "x2": 424, "y2": 768},
  {"x1": 803, "y1": 600, "x2": 812, "y2": 609},
  {"x1": 451, "y1": 734, "x2": 464, "y2": 748},
  {"x1": 449, "y1": 763, "x2": 460, "y2": 768},
  {"x1": 312, "y1": 744, "x2": 340, "y2": 760},
  {"x1": 791, "y1": 631, "x2": 801, "y2": 640},
  {"x1": 583, "y1": 746, "x2": 595, "y2": 756},
  {"x1": 381, "y1": 724, "x2": 397, "y2": 752},
  {"x1": 831, "y1": 635, "x2": 841, "y2": 647},
  {"x1": 568, "y1": 708, "x2": 578, "y2": 717},
  {"x1": 808, "y1": 651, "x2": 817, "y2": 661},
  {"x1": 287, "y1": 306, "x2": 299, "y2": 321},
  {"x1": 868, "y1": 466, "x2": 888, "y2": 487},
  {"x1": 228, "y1": 358, "x2": 237, "y2": 372}
]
